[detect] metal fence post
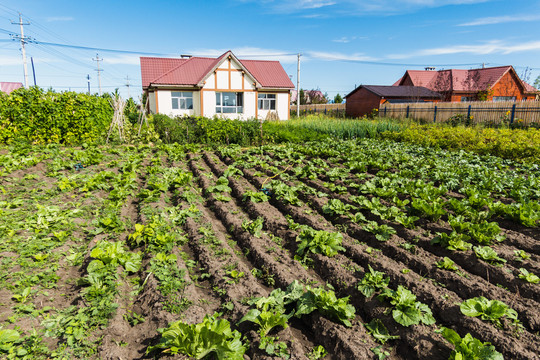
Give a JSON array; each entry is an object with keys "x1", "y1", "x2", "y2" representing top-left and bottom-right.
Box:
[
  {"x1": 433, "y1": 106, "x2": 437, "y2": 123},
  {"x1": 384, "y1": 107, "x2": 387, "y2": 117},
  {"x1": 406, "y1": 105, "x2": 410, "y2": 118},
  {"x1": 510, "y1": 104, "x2": 516, "y2": 124},
  {"x1": 467, "y1": 105, "x2": 471, "y2": 119}
]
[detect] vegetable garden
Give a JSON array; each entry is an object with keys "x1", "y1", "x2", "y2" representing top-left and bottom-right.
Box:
[{"x1": 0, "y1": 137, "x2": 539, "y2": 359}]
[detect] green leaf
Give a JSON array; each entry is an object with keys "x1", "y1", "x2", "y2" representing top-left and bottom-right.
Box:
[
  {"x1": 0, "y1": 329, "x2": 20, "y2": 344},
  {"x1": 392, "y1": 306, "x2": 421, "y2": 327}
]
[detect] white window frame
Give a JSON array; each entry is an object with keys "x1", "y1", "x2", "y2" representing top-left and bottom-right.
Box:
[
  {"x1": 171, "y1": 91, "x2": 193, "y2": 110},
  {"x1": 216, "y1": 92, "x2": 243, "y2": 114},
  {"x1": 258, "y1": 93, "x2": 276, "y2": 110}
]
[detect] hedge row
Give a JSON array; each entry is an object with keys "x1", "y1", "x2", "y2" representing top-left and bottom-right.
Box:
[{"x1": 0, "y1": 87, "x2": 113, "y2": 145}]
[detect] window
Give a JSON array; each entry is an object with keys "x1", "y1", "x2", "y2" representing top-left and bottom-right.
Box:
[
  {"x1": 493, "y1": 96, "x2": 516, "y2": 102},
  {"x1": 216, "y1": 92, "x2": 243, "y2": 113},
  {"x1": 258, "y1": 93, "x2": 276, "y2": 110},
  {"x1": 171, "y1": 91, "x2": 193, "y2": 110},
  {"x1": 461, "y1": 96, "x2": 475, "y2": 102}
]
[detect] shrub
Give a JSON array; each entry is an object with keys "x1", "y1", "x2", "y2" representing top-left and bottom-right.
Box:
[{"x1": 0, "y1": 86, "x2": 113, "y2": 145}]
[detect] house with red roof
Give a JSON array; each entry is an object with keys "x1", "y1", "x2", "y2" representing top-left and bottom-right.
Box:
[
  {"x1": 393, "y1": 65, "x2": 538, "y2": 102},
  {"x1": 140, "y1": 51, "x2": 294, "y2": 120},
  {"x1": 345, "y1": 85, "x2": 441, "y2": 117},
  {"x1": 0, "y1": 82, "x2": 23, "y2": 94}
]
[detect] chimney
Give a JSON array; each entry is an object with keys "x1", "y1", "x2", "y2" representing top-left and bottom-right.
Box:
[{"x1": 425, "y1": 67, "x2": 436, "y2": 71}]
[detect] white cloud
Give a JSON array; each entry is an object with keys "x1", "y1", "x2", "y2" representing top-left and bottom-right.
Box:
[
  {"x1": 331, "y1": 36, "x2": 367, "y2": 43},
  {"x1": 104, "y1": 55, "x2": 142, "y2": 65},
  {"x1": 307, "y1": 50, "x2": 376, "y2": 62},
  {"x1": 46, "y1": 16, "x2": 74, "y2": 22},
  {"x1": 387, "y1": 40, "x2": 540, "y2": 59},
  {"x1": 0, "y1": 55, "x2": 24, "y2": 66},
  {"x1": 238, "y1": 0, "x2": 492, "y2": 15},
  {"x1": 332, "y1": 37, "x2": 352, "y2": 43},
  {"x1": 190, "y1": 47, "x2": 299, "y2": 63},
  {"x1": 458, "y1": 14, "x2": 540, "y2": 26}
]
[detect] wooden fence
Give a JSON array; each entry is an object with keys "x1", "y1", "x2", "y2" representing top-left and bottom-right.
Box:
[
  {"x1": 292, "y1": 104, "x2": 346, "y2": 117},
  {"x1": 379, "y1": 100, "x2": 540, "y2": 126}
]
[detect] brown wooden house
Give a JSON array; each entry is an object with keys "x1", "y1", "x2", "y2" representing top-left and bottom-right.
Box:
[
  {"x1": 393, "y1": 65, "x2": 538, "y2": 102},
  {"x1": 345, "y1": 85, "x2": 441, "y2": 117}
]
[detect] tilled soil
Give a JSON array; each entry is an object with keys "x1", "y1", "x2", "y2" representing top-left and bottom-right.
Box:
[{"x1": 1, "y1": 143, "x2": 539, "y2": 360}]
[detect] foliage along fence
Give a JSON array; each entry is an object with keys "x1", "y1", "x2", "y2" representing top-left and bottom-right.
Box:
[
  {"x1": 152, "y1": 114, "x2": 263, "y2": 146},
  {"x1": 0, "y1": 86, "x2": 113, "y2": 145},
  {"x1": 291, "y1": 104, "x2": 346, "y2": 118},
  {"x1": 379, "y1": 100, "x2": 540, "y2": 127}
]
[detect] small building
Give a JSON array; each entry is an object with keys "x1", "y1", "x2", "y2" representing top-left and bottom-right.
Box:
[
  {"x1": 345, "y1": 85, "x2": 441, "y2": 117},
  {"x1": 0, "y1": 82, "x2": 23, "y2": 94},
  {"x1": 140, "y1": 51, "x2": 294, "y2": 120},
  {"x1": 393, "y1": 65, "x2": 538, "y2": 102}
]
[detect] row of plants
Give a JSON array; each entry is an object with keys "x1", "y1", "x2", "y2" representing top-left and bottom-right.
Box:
[
  {"x1": 380, "y1": 122, "x2": 540, "y2": 163},
  {"x1": 211, "y1": 147, "x2": 521, "y2": 359}
]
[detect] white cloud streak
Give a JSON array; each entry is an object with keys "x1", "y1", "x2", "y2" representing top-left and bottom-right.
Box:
[
  {"x1": 238, "y1": 0, "x2": 492, "y2": 15},
  {"x1": 307, "y1": 50, "x2": 376, "y2": 61},
  {"x1": 458, "y1": 14, "x2": 540, "y2": 26},
  {"x1": 190, "y1": 47, "x2": 299, "y2": 63},
  {"x1": 104, "y1": 55, "x2": 142, "y2": 65},
  {"x1": 387, "y1": 40, "x2": 540, "y2": 59}
]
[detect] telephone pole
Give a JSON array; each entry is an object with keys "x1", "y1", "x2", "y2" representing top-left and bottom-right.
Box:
[
  {"x1": 296, "y1": 53, "x2": 301, "y2": 117},
  {"x1": 92, "y1": 54, "x2": 103, "y2": 95},
  {"x1": 11, "y1": 13, "x2": 31, "y2": 88},
  {"x1": 125, "y1": 75, "x2": 131, "y2": 98}
]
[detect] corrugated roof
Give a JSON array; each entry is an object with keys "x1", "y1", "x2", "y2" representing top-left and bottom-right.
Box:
[
  {"x1": 396, "y1": 66, "x2": 538, "y2": 94},
  {"x1": 140, "y1": 51, "x2": 294, "y2": 90},
  {"x1": 140, "y1": 57, "x2": 187, "y2": 88},
  {"x1": 346, "y1": 85, "x2": 440, "y2": 99},
  {"x1": 0, "y1": 82, "x2": 23, "y2": 94},
  {"x1": 364, "y1": 85, "x2": 441, "y2": 98},
  {"x1": 240, "y1": 59, "x2": 294, "y2": 88},
  {"x1": 151, "y1": 57, "x2": 219, "y2": 86}
]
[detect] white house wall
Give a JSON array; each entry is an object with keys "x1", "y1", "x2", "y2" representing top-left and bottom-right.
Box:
[
  {"x1": 277, "y1": 93, "x2": 289, "y2": 120},
  {"x1": 202, "y1": 90, "x2": 215, "y2": 117},
  {"x1": 154, "y1": 89, "x2": 199, "y2": 117},
  {"x1": 257, "y1": 92, "x2": 290, "y2": 120}
]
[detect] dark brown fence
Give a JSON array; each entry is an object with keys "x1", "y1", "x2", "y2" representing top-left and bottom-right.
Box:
[{"x1": 379, "y1": 100, "x2": 540, "y2": 125}]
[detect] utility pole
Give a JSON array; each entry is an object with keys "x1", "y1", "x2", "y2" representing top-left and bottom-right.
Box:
[
  {"x1": 125, "y1": 75, "x2": 131, "y2": 98},
  {"x1": 87, "y1": 75, "x2": 91, "y2": 94},
  {"x1": 92, "y1": 54, "x2": 103, "y2": 95},
  {"x1": 296, "y1": 53, "x2": 301, "y2": 117},
  {"x1": 11, "y1": 13, "x2": 30, "y2": 88}
]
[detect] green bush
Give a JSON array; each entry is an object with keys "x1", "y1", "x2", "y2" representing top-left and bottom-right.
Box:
[
  {"x1": 152, "y1": 114, "x2": 262, "y2": 146},
  {"x1": 0, "y1": 86, "x2": 113, "y2": 145}
]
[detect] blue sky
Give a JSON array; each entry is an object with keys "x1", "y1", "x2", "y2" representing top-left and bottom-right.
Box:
[{"x1": 1, "y1": 0, "x2": 540, "y2": 100}]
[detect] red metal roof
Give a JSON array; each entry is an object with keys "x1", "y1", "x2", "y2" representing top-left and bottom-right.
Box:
[
  {"x1": 395, "y1": 66, "x2": 538, "y2": 94},
  {"x1": 0, "y1": 82, "x2": 23, "y2": 94},
  {"x1": 140, "y1": 51, "x2": 294, "y2": 90},
  {"x1": 240, "y1": 59, "x2": 294, "y2": 88},
  {"x1": 140, "y1": 57, "x2": 188, "y2": 88},
  {"x1": 150, "y1": 57, "x2": 219, "y2": 86}
]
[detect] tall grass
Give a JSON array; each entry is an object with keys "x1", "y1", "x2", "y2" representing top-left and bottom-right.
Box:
[{"x1": 263, "y1": 115, "x2": 404, "y2": 142}]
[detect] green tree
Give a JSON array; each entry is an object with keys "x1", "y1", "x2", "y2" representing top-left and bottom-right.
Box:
[
  {"x1": 299, "y1": 89, "x2": 306, "y2": 105},
  {"x1": 334, "y1": 93, "x2": 343, "y2": 104},
  {"x1": 534, "y1": 75, "x2": 540, "y2": 90}
]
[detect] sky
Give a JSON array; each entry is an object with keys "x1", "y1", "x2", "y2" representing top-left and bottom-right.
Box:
[{"x1": 1, "y1": 0, "x2": 540, "y2": 101}]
